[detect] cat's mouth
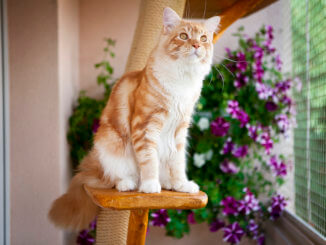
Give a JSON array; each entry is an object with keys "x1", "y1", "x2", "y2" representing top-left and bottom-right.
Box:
[{"x1": 191, "y1": 49, "x2": 203, "y2": 59}]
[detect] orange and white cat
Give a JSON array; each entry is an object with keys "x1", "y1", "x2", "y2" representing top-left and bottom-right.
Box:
[{"x1": 49, "y1": 7, "x2": 220, "y2": 230}]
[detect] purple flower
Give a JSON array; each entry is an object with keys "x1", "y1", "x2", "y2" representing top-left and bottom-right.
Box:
[
  {"x1": 151, "y1": 209, "x2": 171, "y2": 227},
  {"x1": 236, "y1": 52, "x2": 247, "y2": 72},
  {"x1": 209, "y1": 219, "x2": 225, "y2": 232},
  {"x1": 251, "y1": 41, "x2": 265, "y2": 83},
  {"x1": 226, "y1": 101, "x2": 249, "y2": 127},
  {"x1": 92, "y1": 119, "x2": 100, "y2": 133},
  {"x1": 77, "y1": 230, "x2": 95, "y2": 245},
  {"x1": 238, "y1": 188, "x2": 260, "y2": 215},
  {"x1": 266, "y1": 25, "x2": 274, "y2": 41},
  {"x1": 235, "y1": 110, "x2": 250, "y2": 127},
  {"x1": 221, "y1": 138, "x2": 234, "y2": 154},
  {"x1": 226, "y1": 100, "x2": 240, "y2": 118},
  {"x1": 232, "y1": 145, "x2": 249, "y2": 158},
  {"x1": 220, "y1": 160, "x2": 239, "y2": 174},
  {"x1": 187, "y1": 212, "x2": 196, "y2": 224},
  {"x1": 256, "y1": 234, "x2": 265, "y2": 245},
  {"x1": 255, "y1": 83, "x2": 271, "y2": 100},
  {"x1": 263, "y1": 26, "x2": 276, "y2": 53},
  {"x1": 282, "y1": 95, "x2": 292, "y2": 107},
  {"x1": 211, "y1": 117, "x2": 230, "y2": 137},
  {"x1": 265, "y1": 101, "x2": 278, "y2": 111},
  {"x1": 268, "y1": 194, "x2": 287, "y2": 220},
  {"x1": 248, "y1": 220, "x2": 261, "y2": 241},
  {"x1": 223, "y1": 222, "x2": 245, "y2": 244},
  {"x1": 234, "y1": 73, "x2": 249, "y2": 88},
  {"x1": 264, "y1": 40, "x2": 276, "y2": 53},
  {"x1": 89, "y1": 218, "x2": 97, "y2": 230},
  {"x1": 269, "y1": 156, "x2": 287, "y2": 177},
  {"x1": 275, "y1": 54, "x2": 282, "y2": 70},
  {"x1": 247, "y1": 219, "x2": 259, "y2": 233},
  {"x1": 276, "y1": 80, "x2": 291, "y2": 93},
  {"x1": 247, "y1": 124, "x2": 259, "y2": 141},
  {"x1": 257, "y1": 132, "x2": 273, "y2": 154},
  {"x1": 225, "y1": 47, "x2": 233, "y2": 58},
  {"x1": 253, "y1": 44, "x2": 264, "y2": 60},
  {"x1": 275, "y1": 114, "x2": 290, "y2": 132},
  {"x1": 220, "y1": 197, "x2": 239, "y2": 216},
  {"x1": 253, "y1": 61, "x2": 264, "y2": 83}
]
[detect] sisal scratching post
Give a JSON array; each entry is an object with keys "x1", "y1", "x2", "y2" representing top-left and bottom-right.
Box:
[
  {"x1": 96, "y1": 1, "x2": 186, "y2": 244},
  {"x1": 96, "y1": 209, "x2": 130, "y2": 245},
  {"x1": 125, "y1": 0, "x2": 186, "y2": 72}
]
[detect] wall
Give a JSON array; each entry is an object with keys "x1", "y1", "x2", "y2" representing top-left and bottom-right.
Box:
[
  {"x1": 8, "y1": 0, "x2": 62, "y2": 244},
  {"x1": 79, "y1": 0, "x2": 140, "y2": 98},
  {"x1": 8, "y1": 0, "x2": 79, "y2": 244}
]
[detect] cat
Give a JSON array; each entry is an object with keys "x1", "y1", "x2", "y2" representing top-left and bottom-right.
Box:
[{"x1": 48, "y1": 7, "x2": 220, "y2": 230}]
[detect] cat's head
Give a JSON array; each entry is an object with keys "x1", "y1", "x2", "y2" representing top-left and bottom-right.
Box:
[{"x1": 161, "y1": 7, "x2": 220, "y2": 65}]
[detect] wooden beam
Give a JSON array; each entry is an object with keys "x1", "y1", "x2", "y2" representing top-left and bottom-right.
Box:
[
  {"x1": 213, "y1": 0, "x2": 265, "y2": 43},
  {"x1": 184, "y1": 0, "x2": 278, "y2": 19}
]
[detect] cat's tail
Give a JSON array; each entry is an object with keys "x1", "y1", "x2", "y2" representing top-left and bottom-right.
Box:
[{"x1": 48, "y1": 150, "x2": 110, "y2": 231}]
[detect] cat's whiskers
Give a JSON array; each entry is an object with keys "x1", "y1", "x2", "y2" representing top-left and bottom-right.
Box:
[
  {"x1": 186, "y1": 0, "x2": 191, "y2": 19},
  {"x1": 221, "y1": 63, "x2": 235, "y2": 77},
  {"x1": 203, "y1": 0, "x2": 207, "y2": 19},
  {"x1": 213, "y1": 65, "x2": 224, "y2": 88},
  {"x1": 213, "y1": 53, "x2": 247, "y2": 64}
]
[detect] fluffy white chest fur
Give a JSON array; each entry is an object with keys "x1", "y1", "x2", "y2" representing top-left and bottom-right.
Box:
[{"x1": 153, "y1": 57, "x2": 208, "y2": 162}]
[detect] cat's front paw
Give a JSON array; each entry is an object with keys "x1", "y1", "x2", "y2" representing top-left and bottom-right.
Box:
[
  {"x1": 116, "y1": 179, "x2": 137, "y2": 192},
  {"x1": 161, "y1": 182, "x2": 172, "y2": 190},
  {"x1": 139, "y1": 179, "x2": 161, "y2": 193},
  {"x1": 173, "y1": 180, "x2": 199, "y2": 193}
]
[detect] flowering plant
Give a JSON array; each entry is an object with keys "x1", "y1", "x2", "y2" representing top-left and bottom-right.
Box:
[{"x1": 149, "y1": 26, "x2": 299, "y2": 244}]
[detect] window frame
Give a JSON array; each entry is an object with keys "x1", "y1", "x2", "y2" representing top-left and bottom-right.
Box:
[
  {"x1": 266, "y1": 210, "x2": 326, "y2": 244},
  {"x1": 0, "y1": 0, "x2": 10, "y2": 244}
]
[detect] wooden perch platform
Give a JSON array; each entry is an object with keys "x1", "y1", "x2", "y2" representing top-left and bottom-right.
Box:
[
  {"x1": 85, "y1": 185, "x2": 208, "y2": 245},
  {"x1": 84, "y1": 185, "x2": 208, "y2": 210}
]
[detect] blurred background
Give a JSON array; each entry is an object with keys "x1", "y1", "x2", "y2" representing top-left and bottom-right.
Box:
[{"x1": 1, "y1": 0, "x2": 325, "y2": 244}]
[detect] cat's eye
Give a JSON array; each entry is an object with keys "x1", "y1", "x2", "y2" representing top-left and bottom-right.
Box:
[
  {"x1": 200, "y1": 35, "x2": 207, "y2": 42},
  {"x1": 179, "y1": 33, "x2": 188, "y2": 40}
]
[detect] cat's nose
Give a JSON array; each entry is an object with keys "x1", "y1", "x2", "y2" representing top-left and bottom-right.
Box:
[{"x1": 192, "y1": 43, "x2": 200, "y2": 49}]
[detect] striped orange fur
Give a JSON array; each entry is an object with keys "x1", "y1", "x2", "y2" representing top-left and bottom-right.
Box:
[{"x1": 48, "y1": 7, "x2": 220, "y2": 230}]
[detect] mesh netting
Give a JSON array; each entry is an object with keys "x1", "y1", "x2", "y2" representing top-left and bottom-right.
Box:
[{"x1": 291, "y1": 0, "x2": 326, "y2": 237}]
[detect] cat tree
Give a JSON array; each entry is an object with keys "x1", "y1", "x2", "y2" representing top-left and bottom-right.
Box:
[{"x1": 85, "y1": 0, "x2": 278, "y2": 244}]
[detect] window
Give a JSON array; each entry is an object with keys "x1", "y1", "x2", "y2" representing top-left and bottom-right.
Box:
[{"x1": 291, "y1": 0, "x2": 326, "y2": 237}]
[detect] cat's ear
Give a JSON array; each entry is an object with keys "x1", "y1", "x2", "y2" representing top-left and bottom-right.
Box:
[
  {"x1": 205, "y1": 16, "x2": 221, "y2": 33},
  {"x1": 163, "y1": 7, "x2": 181, "y2": 34}
]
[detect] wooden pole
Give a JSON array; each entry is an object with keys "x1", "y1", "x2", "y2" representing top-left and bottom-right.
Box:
[{"x1": 127, "y1": 209, "x2": 149, "y2": 245}]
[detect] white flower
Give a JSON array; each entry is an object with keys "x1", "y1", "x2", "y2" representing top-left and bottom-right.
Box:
[
  {"x1": 193, "y1": 153, "x2": 206, "y2": 168},
  {"x1": 197, "y1": 118, "x2": 210, "y2": 131},
  {"x1": 205, "y1": 150, "x2": 213, "y2": 160}
]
